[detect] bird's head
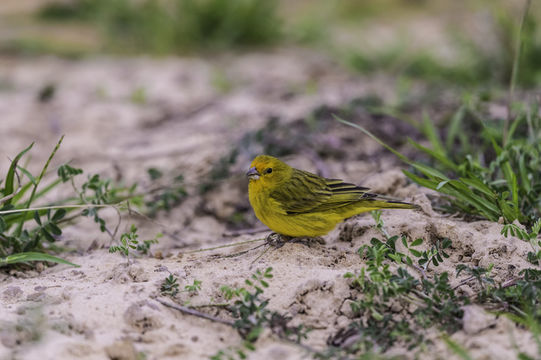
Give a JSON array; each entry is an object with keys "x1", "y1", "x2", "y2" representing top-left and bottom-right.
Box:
[{"x1": 246, "y1": 155, "x2": 292, "y2": 190}]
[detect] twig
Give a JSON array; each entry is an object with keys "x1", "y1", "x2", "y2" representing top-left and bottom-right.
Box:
[
  {"x1": 189, "y1": 303, "x2": 230, "y2": 309},
  {"x1": 0, "y1": 185, "x2": 21, "y2": 205},
  {"x1": 185, "y1": 238, "x2": 265, "y2": 254},
  {"x1": 452, "y1": 275, "x2": 476, "y2": 290},
  {"x1": 156, "y1": 298, "x2": 234, "y2": 326},
  {"x1": 249, "y1": 244, "x2": 273, "y2": 267},
  {"x1": 0, "y1": 203, "x2": 122, "y2": 215},
  {"x1": 409, "y1": 263, "x2": 427, "y2": 280},
  {"x1": 501, "y1": 277, "x2": 519, "y2": 288}
]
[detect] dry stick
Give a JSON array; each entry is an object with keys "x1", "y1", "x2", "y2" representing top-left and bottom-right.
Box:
[
  {"x1": 452, "y1": 275, "x2": 477, "y2": 290},
  {"x1": 185, "y1": 237, "x2": 266, "y2": 254},
  {"x1": 505, "y1": 0, "x2": 532, "y2": 145},
  {"x1": 0, "y1": 203, "x2": 121, "y2": 215},
  {"x1": 158, "y1": 298, "x2": 326, "y2": 359},
  {"x1": 156, "y1": 298, "x2": 234, "y2": 327}
]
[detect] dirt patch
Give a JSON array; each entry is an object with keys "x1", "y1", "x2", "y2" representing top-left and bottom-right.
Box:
[{"x1": 0, "y1": 50, "x2": 537, "y2": 359}]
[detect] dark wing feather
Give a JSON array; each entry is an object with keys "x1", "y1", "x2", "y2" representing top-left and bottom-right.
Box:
[{"x1": 270, "y1": 170, "x2": 373, "y2": 214}]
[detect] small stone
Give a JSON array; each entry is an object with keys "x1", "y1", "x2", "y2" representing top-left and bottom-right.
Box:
[
  {"x1": 462, "y1": 305, "x2": 496, "y2": 334},
  {"x1": 104, "y1": 340, "x2": 138, "y2": 360},
  {"x1": 339, "y1": 299, "x2": 356, "y2": 319}
]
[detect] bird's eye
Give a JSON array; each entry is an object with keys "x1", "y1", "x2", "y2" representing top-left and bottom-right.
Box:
[{"x1": 265, "y1": 168, "x2": 273, "y2": 174}]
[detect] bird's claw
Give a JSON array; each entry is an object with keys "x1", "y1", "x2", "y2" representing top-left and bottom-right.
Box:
[{"x1": 264, "y1": 232, "x2": 291, "y2": 248}]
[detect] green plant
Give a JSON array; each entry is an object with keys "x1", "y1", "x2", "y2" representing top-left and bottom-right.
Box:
[
  {"x1": 337, "y1": 100, "x2": 541, "y2": 227},
  {"x1": 370, "y1": 211, "x2": 451, "y2": 272},
  {"x1": 109, "y1": 224, "x2": 139, "y2": 264},
  {"x1": 213, "y1": 267, "x2": 309, "y2": 359},
  {"x1": 184, "y1": 279, "x2": 202, "y2": 294},
  {"x1": 109, "y1": 225, "x2": 162, "y2": 264},
  {"x1": 37, "y1": 0, "x2": 282, "y2": 54},
  {"x1": 136, "y1": 233, "x2": 162, "y2": 255},
  {"x1": 161, "y1": 275, "x2": 180, "y2": 297},
  {"x1": 0, "y1": 137, "x2": 117, "y2": 266},
  {"x1": 502, "y1": 219, "x2": 541, "y2": 265},
  {"x1": 333, "y1": 212, "x2": 541, "y2": 356}
]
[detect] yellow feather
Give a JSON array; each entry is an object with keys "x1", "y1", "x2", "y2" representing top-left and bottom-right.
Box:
[{"x1": 248, "y1": 155, "x2": 416, "y2": 237}]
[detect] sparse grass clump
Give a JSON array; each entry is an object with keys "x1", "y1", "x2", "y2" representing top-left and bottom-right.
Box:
[
  {"x1": 0, "y1": 137, "x2": 134, "y2": 268},
  {"x1": 338, "y1": 95, "x2": 541, "y2": 227}
]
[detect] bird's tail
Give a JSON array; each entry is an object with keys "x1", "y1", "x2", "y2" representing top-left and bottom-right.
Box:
[{"x1": 368, "y1": 199, "x2": 418, "y2": 210}]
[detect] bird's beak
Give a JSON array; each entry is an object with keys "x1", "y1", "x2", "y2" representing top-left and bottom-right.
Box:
[{"x1": 246, "y1": 167, "x2": 260, "y2": 180}]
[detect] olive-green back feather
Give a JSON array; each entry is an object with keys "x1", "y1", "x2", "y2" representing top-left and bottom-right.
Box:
[{"x1": 268, "y1": 168, "x2": 410, "y2": 215}]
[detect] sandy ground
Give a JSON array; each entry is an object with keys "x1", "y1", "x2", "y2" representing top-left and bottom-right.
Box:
[{"x1": 0, "y1": 50, "x2": 538, "y2": 360}]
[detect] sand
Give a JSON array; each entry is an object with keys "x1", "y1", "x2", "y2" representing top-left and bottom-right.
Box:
[{"x1": 0, "y1": 50, "x2": 537, "y2": 360}]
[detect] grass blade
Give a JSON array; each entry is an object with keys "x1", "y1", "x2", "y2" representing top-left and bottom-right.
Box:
[
  {"x1": 3, "y1": 142, "x2": 34, "y2": 206},
  {"x1": 15, "y1": 136, "x2": 64, "y2": 237},
  {"x1": 0, "y1": 251, "x2": 79, "y2": 267},
  {"x1": 335, "y1": 115, "x2": 411, "y2": 163}
]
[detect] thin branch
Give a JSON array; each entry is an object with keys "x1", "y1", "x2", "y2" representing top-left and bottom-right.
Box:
[
  {"x1": 452, "y1": 275, "x2": 476, "y2": 290},
  {"x1": 156, "y1": 298, "x2": 235, "y2": 327},
  {"x1": 185, "y1": 237, "x2": 265, "y2": 254},
  {"x1": 0, "y1": 203, "x2": 123, "y2": 215}
]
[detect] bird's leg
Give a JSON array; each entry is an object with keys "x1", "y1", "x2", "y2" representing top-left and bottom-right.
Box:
[{"x1": 264, "y1": 232, "x2": 292, "y2": 248}]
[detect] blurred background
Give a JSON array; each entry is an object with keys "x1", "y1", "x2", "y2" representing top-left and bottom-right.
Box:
[
  {"x1": 0, "y1": 0, "x2": 541, "y2": 86},
  {"x1": 0, "y1": 0, "x2": 539, "y2": 85}
]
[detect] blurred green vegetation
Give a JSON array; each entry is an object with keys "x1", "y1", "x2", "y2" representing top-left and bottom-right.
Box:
[
  {"x1": 36, "y1": 0, "x2": 281, "y2": 54},
  {"x1": 13, "y1": 0, "x2": 537, "y2": 87}
]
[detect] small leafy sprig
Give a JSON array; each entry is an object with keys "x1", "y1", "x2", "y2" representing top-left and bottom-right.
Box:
[
  {"x1": 109, "y1": 225, "x2": 161, "y2": 265},
  {"x1": 213, "y1": 268, "x2": 310, "y2": 359},
  {"x1": 502, "y1": 218, "x2": 541, "y2": 265},
  {"x1": 161, "y1": 275, "x2": 180, "y2": 297},
  {"x1": 160, "y1": 276, "x2": 201, "y2": 298},
  {"x1": 109, "y1": 224, "x2": 139, "y2": 265}
]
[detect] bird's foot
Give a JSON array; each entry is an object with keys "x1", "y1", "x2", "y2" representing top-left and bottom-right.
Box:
[
  {"x1": 264, "y1": 232, "x2": 292, "y2": 248},
  {"x1": 264, "y1": 233, "x2": 324, "y2": 248}
]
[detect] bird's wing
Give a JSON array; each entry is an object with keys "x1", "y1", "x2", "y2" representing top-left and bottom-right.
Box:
[{"x1": 270, "y1": 169, "x2": 373, "y2": 214}]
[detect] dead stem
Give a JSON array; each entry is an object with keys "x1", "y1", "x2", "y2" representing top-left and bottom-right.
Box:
[{"x1": 156, "y1": 298, "x2": 235, "y2": 327}]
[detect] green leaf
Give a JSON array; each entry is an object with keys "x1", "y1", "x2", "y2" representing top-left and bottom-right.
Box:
[
  {"x1": 459, "y1": 177, "x2": 497, "y2": 199},
  {"x1": 409, "y1": 249, "x2": 422, "y2": 257},
  {"x1": 0, "y1": 252, "x2": 79, "y2": 267},
  {"x1": 4, "y1": 142, "x2": 34, "y2": 206},
  {"x1": 421, "y1": 111, "x2": 446, "y2": 156},
  {"x1": 17, "y1": 165, "x2": 36, "y2": 185},
  {"x1": 409, "y1": 139, "x2": 458, "y2": 172},
  {"x1": 41, "y1": 229, "x2": 56, "y2": 242},
  {"x1": 412, "y1": 163, "x2": 449, "y2": 180},
  {"x1": 410, "y1": 238, "x2": 423, "y2": 247},
  {"x1": 33, "y1": 211, "x2": 42, "y2": 225},
  {"x1": 336, "y1": 116, "x2": 411, "y2": 163},
  {"x1": 403, "y1": 170, "x2": 439, "y2": 190},
  {"x1": 47, "y1": 222, "x2": 62, "y2": 236},
  {"x1": 52, "y1": 209, "x2": 67, "y2": 222}
]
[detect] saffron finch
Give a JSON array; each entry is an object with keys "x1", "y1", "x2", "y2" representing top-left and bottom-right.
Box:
[{"x1": 247, "y1": 155, "x2": 415, "y2": 238}]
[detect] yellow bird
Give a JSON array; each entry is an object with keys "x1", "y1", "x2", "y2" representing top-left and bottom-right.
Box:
[{"x1": 247, "y1": 155, "x2": 415, "y2": 238}]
